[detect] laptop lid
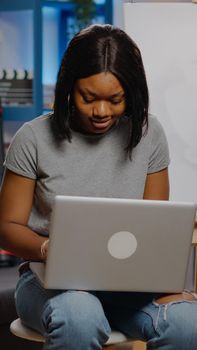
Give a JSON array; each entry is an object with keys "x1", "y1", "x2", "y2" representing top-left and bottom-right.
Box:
[{"x1": 30, "y1": 196, "x2": 196, "y2": 292}]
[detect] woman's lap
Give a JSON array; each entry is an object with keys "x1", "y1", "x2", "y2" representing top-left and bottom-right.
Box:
[
  {"x1": 15, "y1": 271, "x2": 110, "y2": 349},
  {"x1": 15, "y1": 271, "x2": 197, "y2": 350},
  {"x1": 98, "y1": 290, "x2": 197, "y2": 349}
]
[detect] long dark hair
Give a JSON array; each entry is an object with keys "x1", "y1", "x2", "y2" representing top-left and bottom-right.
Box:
[{"x1": 51, "y1": 24, "x2": 149, "y2": 157}]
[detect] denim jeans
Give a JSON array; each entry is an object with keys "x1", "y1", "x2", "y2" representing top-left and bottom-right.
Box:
[{"x1": 15, "y1": 270, "x2": 197, "y2": 350}]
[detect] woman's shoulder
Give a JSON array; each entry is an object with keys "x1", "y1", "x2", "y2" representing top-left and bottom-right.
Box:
[
  {"x1": 14, "y1": 113, "x2": 52, "y2": 141},
  {"x1": 148, "y1": 114, "x2": 164, "y2": 131},
  {"x1": 24, "y1": 113, "x2": 52, "y2": 131},
  {"x1": 145, "y1": 114, "x2": 167, "y2": 141}
]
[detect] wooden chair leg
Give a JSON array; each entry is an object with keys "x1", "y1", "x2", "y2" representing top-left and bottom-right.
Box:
[
  {"x1": 103, "y1": 340, "x2": 146, "y2": 350},
  {"x1": 192, "y1": 222, "x2": 197, "y2": 293},
  {"x1": 132, "y1": 341, "x2": 147, "y2": 350},
  {"x1": 103, "y1": 342, "x2": 133, "y2": 350}
]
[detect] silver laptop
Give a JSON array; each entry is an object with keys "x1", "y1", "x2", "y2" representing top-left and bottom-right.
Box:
[{"x1": 30, "y1": 195, "x2": 197, "y2": 292}]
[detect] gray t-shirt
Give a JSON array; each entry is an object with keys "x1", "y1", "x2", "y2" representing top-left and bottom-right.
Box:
[{"x1": 5, "y1": 113, "x2": 170, "y2": 236}]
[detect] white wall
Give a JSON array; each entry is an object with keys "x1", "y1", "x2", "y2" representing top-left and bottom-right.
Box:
[{"x1": 124, "y1": 3, "x2": 197, "y2": 203}]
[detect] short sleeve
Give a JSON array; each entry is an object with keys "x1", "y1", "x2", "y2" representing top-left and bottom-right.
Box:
[
  {"x1": 148, "y1": 118, "x2": 170, "y2": 174},
  {"x1": 4, "y1": 123, "x2": 37, "y2": 179}
]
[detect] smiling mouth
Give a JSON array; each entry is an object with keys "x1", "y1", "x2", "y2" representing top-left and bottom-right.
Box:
[{"x1": 92, "y1": 117, "x2": 111, "y2": 123}]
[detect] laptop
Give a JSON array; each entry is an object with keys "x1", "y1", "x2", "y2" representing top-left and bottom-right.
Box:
[{"x1": 30, "y1": 195, "x2": 197, "y2": 292}]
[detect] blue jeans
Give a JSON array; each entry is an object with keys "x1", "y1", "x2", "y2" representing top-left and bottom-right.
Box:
[{"x1": 15, "y1": 270, "x2": 197, "y2": 350}]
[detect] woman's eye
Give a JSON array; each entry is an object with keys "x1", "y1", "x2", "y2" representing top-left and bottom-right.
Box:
[
  {"x1": 83, "y1": 96, "x2": 94, "y2": 103},
  {"x1": 111, "y1": 99, "x2": 123, "y2": 105}
]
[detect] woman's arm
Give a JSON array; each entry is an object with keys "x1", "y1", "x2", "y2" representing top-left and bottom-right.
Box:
[
  {"x1": 0, "y1": 169, "x2": 47, "y2": 261},
  {"x1": 143, "y1": 168, "x2": 169, "y2": 200}
]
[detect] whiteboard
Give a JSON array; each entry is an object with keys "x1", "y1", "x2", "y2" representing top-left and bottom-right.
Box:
[{"x1": 124, "y1": 3, "x2": 197, "y2": 203}]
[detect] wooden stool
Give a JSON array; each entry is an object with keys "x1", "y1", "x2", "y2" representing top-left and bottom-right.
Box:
[{"x1": 10, "y1": 318, "x2": 137, "y2": 349}]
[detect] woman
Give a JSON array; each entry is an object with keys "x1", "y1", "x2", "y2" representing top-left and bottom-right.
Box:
[{"x1": 0, "y1": 24, "x2": 197, "y2": 350}]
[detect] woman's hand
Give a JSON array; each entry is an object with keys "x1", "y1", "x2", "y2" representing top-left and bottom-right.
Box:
[{"x1": 40, "y1": 239, "x2": 49, "y2": 261}]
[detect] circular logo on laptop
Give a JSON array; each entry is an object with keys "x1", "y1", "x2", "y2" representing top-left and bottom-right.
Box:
[{"x1": 107, "y1": 231, "x2": 137, "y2": 259}]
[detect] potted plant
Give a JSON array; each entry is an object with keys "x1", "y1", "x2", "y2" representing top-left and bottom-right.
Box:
[{"x1": 73, "y1": 0, "x2": 96, "y2": 30}]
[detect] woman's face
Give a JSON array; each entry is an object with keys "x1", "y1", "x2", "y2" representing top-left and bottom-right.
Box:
[{"x1": 72, "y1": 72, "x2": 126, "y2": 134}]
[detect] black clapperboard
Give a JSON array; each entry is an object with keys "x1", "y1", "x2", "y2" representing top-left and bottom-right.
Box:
[{"x1": 0, "y1": 69, "x2": 33, "y2": 106}]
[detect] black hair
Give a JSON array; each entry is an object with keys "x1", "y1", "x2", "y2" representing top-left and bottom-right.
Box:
[{"x1": 51, "y1": 24, "x2": 149, "y2": 157}]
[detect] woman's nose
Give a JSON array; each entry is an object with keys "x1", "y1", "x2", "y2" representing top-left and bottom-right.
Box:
[{"x1": 93, "y1": 101, "x2": 111, "y2": 117}]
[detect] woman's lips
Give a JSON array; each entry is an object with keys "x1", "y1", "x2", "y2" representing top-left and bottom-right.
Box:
[{"x1": 91, "y1": 118, "x2": 112, "y2": 129}]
